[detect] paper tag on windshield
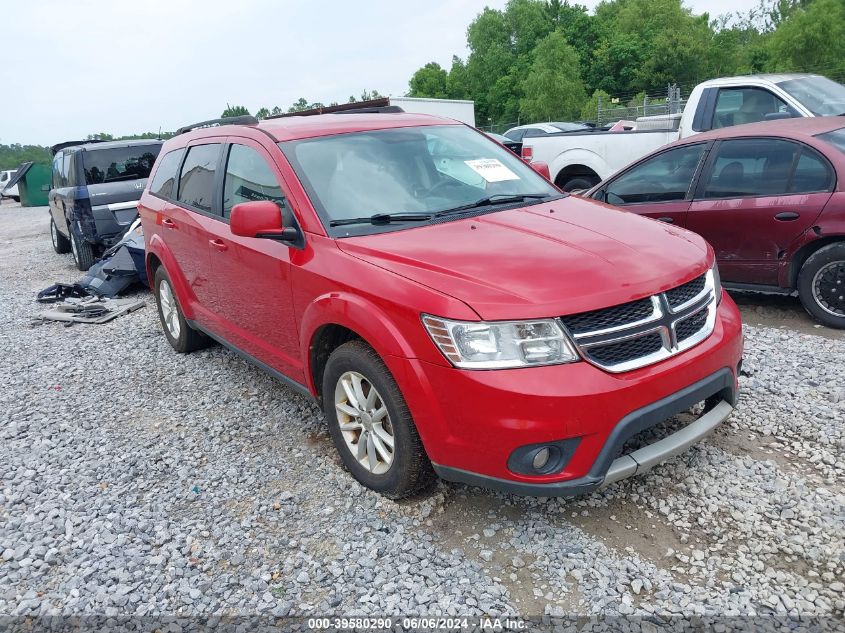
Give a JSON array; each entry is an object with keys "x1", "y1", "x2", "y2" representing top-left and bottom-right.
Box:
[{"x1": 464, "y1": 158, "x2": 520, "y2": 182}]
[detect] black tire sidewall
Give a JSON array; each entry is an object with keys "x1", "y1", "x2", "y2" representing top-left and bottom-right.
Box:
[
  {"x1": 322, "y1": 342, "x2": 422, "y2": 496},
  {"x1": 561, "y1": 177, "x2": 598, "y2": 193},
  {"x1": 798, "y1": 244, "x2": 845, "y2": 329},
  {"x1": 69, "y1": 225, "x2": 94, "y2": 271},
  {"x1": 50, "y1": 218, "x2": 70, "y2": 254}
]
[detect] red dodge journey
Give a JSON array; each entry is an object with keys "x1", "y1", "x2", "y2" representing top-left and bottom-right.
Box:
[{"x1": 139, "y1": 110, "x2": 743, "y2": 499}]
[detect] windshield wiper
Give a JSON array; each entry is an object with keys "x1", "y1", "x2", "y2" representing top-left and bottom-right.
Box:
[
  {"x1": 433, "y1": 193, "x2": 554, "y2": 217},
  {"x1": 329, "y1": 213, "x2": 433, "y2": 227}
]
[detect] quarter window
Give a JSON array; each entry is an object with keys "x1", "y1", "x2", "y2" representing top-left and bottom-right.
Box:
[
  {"x1": 149, "y1": 149, "x2": 185, "y2": 200},
  {"x1": 223, "y1": 144, "x2": 287, "y2": 220},
  {"x1": 178, "y1": 144, "x2": 221, "y2": 213},
  {"x1": 713, "y1": 88, "x2": 793, "y2": 129},
  {"x1": 789, "y1": 149, "x2": 834, "y2": 193},
  {"x1": 603, "y1": 144, "x2": 706, "y2": 205}
]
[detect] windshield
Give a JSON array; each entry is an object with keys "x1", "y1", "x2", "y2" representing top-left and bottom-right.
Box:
[
  {"x1": 777, "y1": 76, "x2": 845, "y2": 116},
  {"x1": 82, "y1": 144, "x2": 161, "y2": 185},
  {"x1": 816, "y1": 127, "x2": 845, "y2": 156},
  {"x1": 280, "y1": 125, "x2": 559, "y2": 236}
]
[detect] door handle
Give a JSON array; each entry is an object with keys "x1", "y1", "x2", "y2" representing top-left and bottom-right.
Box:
[
  {"x1": 657, "y1": 216, "x2": 674, "y2": 223},
  {"x1": 774, "y1": 211, "x2": 800, "y2": 221},
  {"x1": 209, "y1": 238, "x2": 228, "y2": 252},
  {"x1": 162, "y1": 218, "x2": 178, "y2": 229}
]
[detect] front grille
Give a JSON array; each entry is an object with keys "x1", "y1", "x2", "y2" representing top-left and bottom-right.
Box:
[
  {"x1": 584, "y1": 332, "x2": 664, "y2": 366},
  {"x1": 562, "y1": 271, "x2": 716, "y2": 373},
  {"x1": 665, "y1": 274, "x2": 706, "y2": 309},
  {"x1": 675, "y1": 308, "x2": 709, "y2": 342},
  {"x1": 561, "y1": 297, "x2": 654, "y2": 335}
]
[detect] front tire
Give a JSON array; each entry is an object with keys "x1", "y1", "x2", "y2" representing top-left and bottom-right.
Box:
[
  {"x1": 797, "y1": 243, "x2": 845, "y2": 329},
  {"x1": 322, "y1": 340, "x2": 435, "y2": 499},
  {"x1": 69, "y1": 225, "x2": 95, "y2": 271},
  {"x1": 154, "y1": 266, "x2": 209, "y2": 353},
  {"x1": 50, "y1": 218, "x2": 71, "y2": 254}
]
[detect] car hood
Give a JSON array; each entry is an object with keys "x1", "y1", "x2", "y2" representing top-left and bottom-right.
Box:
[{"x1": 336, "y1": 197, "x2": 711, "y2": 320}]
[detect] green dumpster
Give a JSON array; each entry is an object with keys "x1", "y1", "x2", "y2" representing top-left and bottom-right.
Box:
[{"x1": 8, "y1": 162, "x2": 51, "y2": 207}]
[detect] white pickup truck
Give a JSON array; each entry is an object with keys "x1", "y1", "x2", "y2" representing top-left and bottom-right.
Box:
[{"x1": 525, "y1": 73, "x2": 845, "y2": 191}]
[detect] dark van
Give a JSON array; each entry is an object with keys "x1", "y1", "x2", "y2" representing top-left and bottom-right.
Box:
[{"x1": 48, "y1": 139, "x2": 162, "y2": 270}]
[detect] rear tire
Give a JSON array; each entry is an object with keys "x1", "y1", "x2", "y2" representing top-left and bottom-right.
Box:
[
  {"x1": 560, "y1": 176, "x2": 599, "y2": 193},
  {"x1": 797, "y1": 243, "x2": 845, "y2": 329},
  {"x1": 154, "y1": 266, "x2": 209, "y2": 353},
  {"x1": 50, "y1": 218, "x2": 71, "y2": 254},
  {"x1": 69, "y1": 225, "x2": 95, "y2": 271},
  {"x1": 322, "y1": 340, "x2": 435, "y2": 499}
]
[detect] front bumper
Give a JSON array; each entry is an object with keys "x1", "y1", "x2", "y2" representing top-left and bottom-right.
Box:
[
  {"x1": 388, "y1": 294, "x2": 743, "y2": 496},
  {"x1": 431, "y1": 370, "x2": 735, "y2": 496}
]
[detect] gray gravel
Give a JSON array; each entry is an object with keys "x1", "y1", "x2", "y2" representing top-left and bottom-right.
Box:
[{"x1": 0, "y1": 203, "x2": 843, "y2": 627}]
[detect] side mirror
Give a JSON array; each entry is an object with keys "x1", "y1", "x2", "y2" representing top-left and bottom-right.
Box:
[
  {"x1": 230, "y1": 200, "x2": 299, "y2": 242},
  {"x1": 530, "y1": 161, "x2": 551, "y2": 181},
  {"x1": 593, "y1": 188, "x2": 607, "y2": 202}
]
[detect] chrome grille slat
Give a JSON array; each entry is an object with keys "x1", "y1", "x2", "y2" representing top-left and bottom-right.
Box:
[{"x1": 561, "y1": 272, "x2": 716, "y2": 373}]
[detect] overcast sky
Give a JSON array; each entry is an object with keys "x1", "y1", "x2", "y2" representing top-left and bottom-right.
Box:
[{"x1": 3, "y1": 0, "x2": 758, "y2": 146}]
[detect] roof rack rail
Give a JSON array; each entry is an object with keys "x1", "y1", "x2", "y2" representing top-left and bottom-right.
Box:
[
  {"x1": 266, "y1": 98, "x2": 404, "y2": 119},
  {"x1": 176, "y1": 115, "x2": 259, "y2": 136},
  {"x1": 49, "y1": 139, "x2": 105, "y2": 155}
]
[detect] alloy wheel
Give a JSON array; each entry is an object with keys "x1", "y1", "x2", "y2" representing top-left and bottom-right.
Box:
[
  {"x1": 812, "y1": 261, "x2": 845, "y2": 317},
  {"x1": 334, "y1": 371, "x2": 395, "y2": 474},
  {"x1": 158, "y1": 280, "x2": 181, "y2": 339}
]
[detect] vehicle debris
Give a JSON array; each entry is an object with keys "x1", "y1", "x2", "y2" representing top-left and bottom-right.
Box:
[{"x1": 34, "y1": 295, "x2": 146, "y2": 326}]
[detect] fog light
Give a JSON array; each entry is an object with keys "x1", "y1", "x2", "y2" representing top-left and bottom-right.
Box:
[{"x1": 532, "y1": 447, "x2": 550, "y2": 470}]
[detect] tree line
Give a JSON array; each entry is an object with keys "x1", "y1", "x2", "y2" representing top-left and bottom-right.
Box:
[{"x1": 407, "y1": 0, "x2": 845, "y2": 127}]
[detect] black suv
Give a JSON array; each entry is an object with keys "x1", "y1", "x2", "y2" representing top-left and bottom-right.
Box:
[{"x1": 48, "y1": 139, "x2": 162, "y2": 270}]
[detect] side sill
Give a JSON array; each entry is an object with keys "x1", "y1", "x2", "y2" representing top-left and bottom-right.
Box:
[{"x1": 187, "y1": 319, "x2": 314, "y2": 400}]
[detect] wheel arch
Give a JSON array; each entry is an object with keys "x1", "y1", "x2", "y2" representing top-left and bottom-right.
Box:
[
  {"x1": 549, "y1": 149, "x2": 606, "y2": 189},
  {"x1": 145, "y1": 234, "x2": 197, "y2": 320},
  {"x1": 787, "y1": 234, "x2": 845, "y2": 289},
  {"x1": 301, "y1": 293, "x2": 420, "y2": 398}
]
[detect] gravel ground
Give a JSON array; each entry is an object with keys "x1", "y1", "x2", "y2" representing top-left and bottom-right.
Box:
[{"x1": 1, "y1": 202, "x2": 843, "y2": 630}]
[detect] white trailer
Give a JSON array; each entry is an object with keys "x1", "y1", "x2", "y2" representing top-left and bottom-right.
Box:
[{"x1": 388, "y1": 97, "x2": 475, "y2": 126}]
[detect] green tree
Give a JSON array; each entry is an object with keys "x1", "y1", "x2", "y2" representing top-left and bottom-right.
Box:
[
  {"x1": 766, "y1": 0, "x2": 845, "y2": 76},
  {"x1": 580, "y1": 88, "x2": 611, "y2": 122},
  {"x1": 221, "y1": 104, "x2": 250, "y2": 118},
  {"x1": 255, "y1": 107, "x2": 271, "y2": 120},
  {"x1": 520, "y1": 31, "x2": 587, "y2": 121},
  {"x1": 408, "y1": 62, "x2": 449, "y2": 98}
]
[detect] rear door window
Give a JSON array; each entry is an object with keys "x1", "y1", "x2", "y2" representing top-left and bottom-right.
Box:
[
  {"x1": 177, "y1": 144, "x2": 222, "y2": 213},
  {"x1": 699, "y1": 138, "x2": 824, "y2": 199},
  {"x1": 82, "y1": 144, "x2": 162, "y2": 185},
  {"x1": 149, "y1": 149, "x2": 185, "y2": 200},
  {"x1": 603, "y1": 144, "x2": 706, "y2": 205}
]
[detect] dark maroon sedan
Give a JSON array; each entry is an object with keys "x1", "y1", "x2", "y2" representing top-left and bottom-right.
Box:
[{"x1": 586, "y1": 117, "x2": 845, "y2": 328}]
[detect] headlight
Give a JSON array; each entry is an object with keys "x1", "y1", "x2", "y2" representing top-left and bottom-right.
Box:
[
  {"x1": 711, "y1": 262, "x2": 722, "y2": 305},
  {"x1": 422, "y1": 315, "x2": 579, "y2": 369}
]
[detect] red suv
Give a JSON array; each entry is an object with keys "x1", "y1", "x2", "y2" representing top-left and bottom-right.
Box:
[
  {"x1": 585, "y1": 117, "x2": 845, "y2": 328},
  {"x1": 139, "y1": 110, "x2": 743, "y2": 499}
]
